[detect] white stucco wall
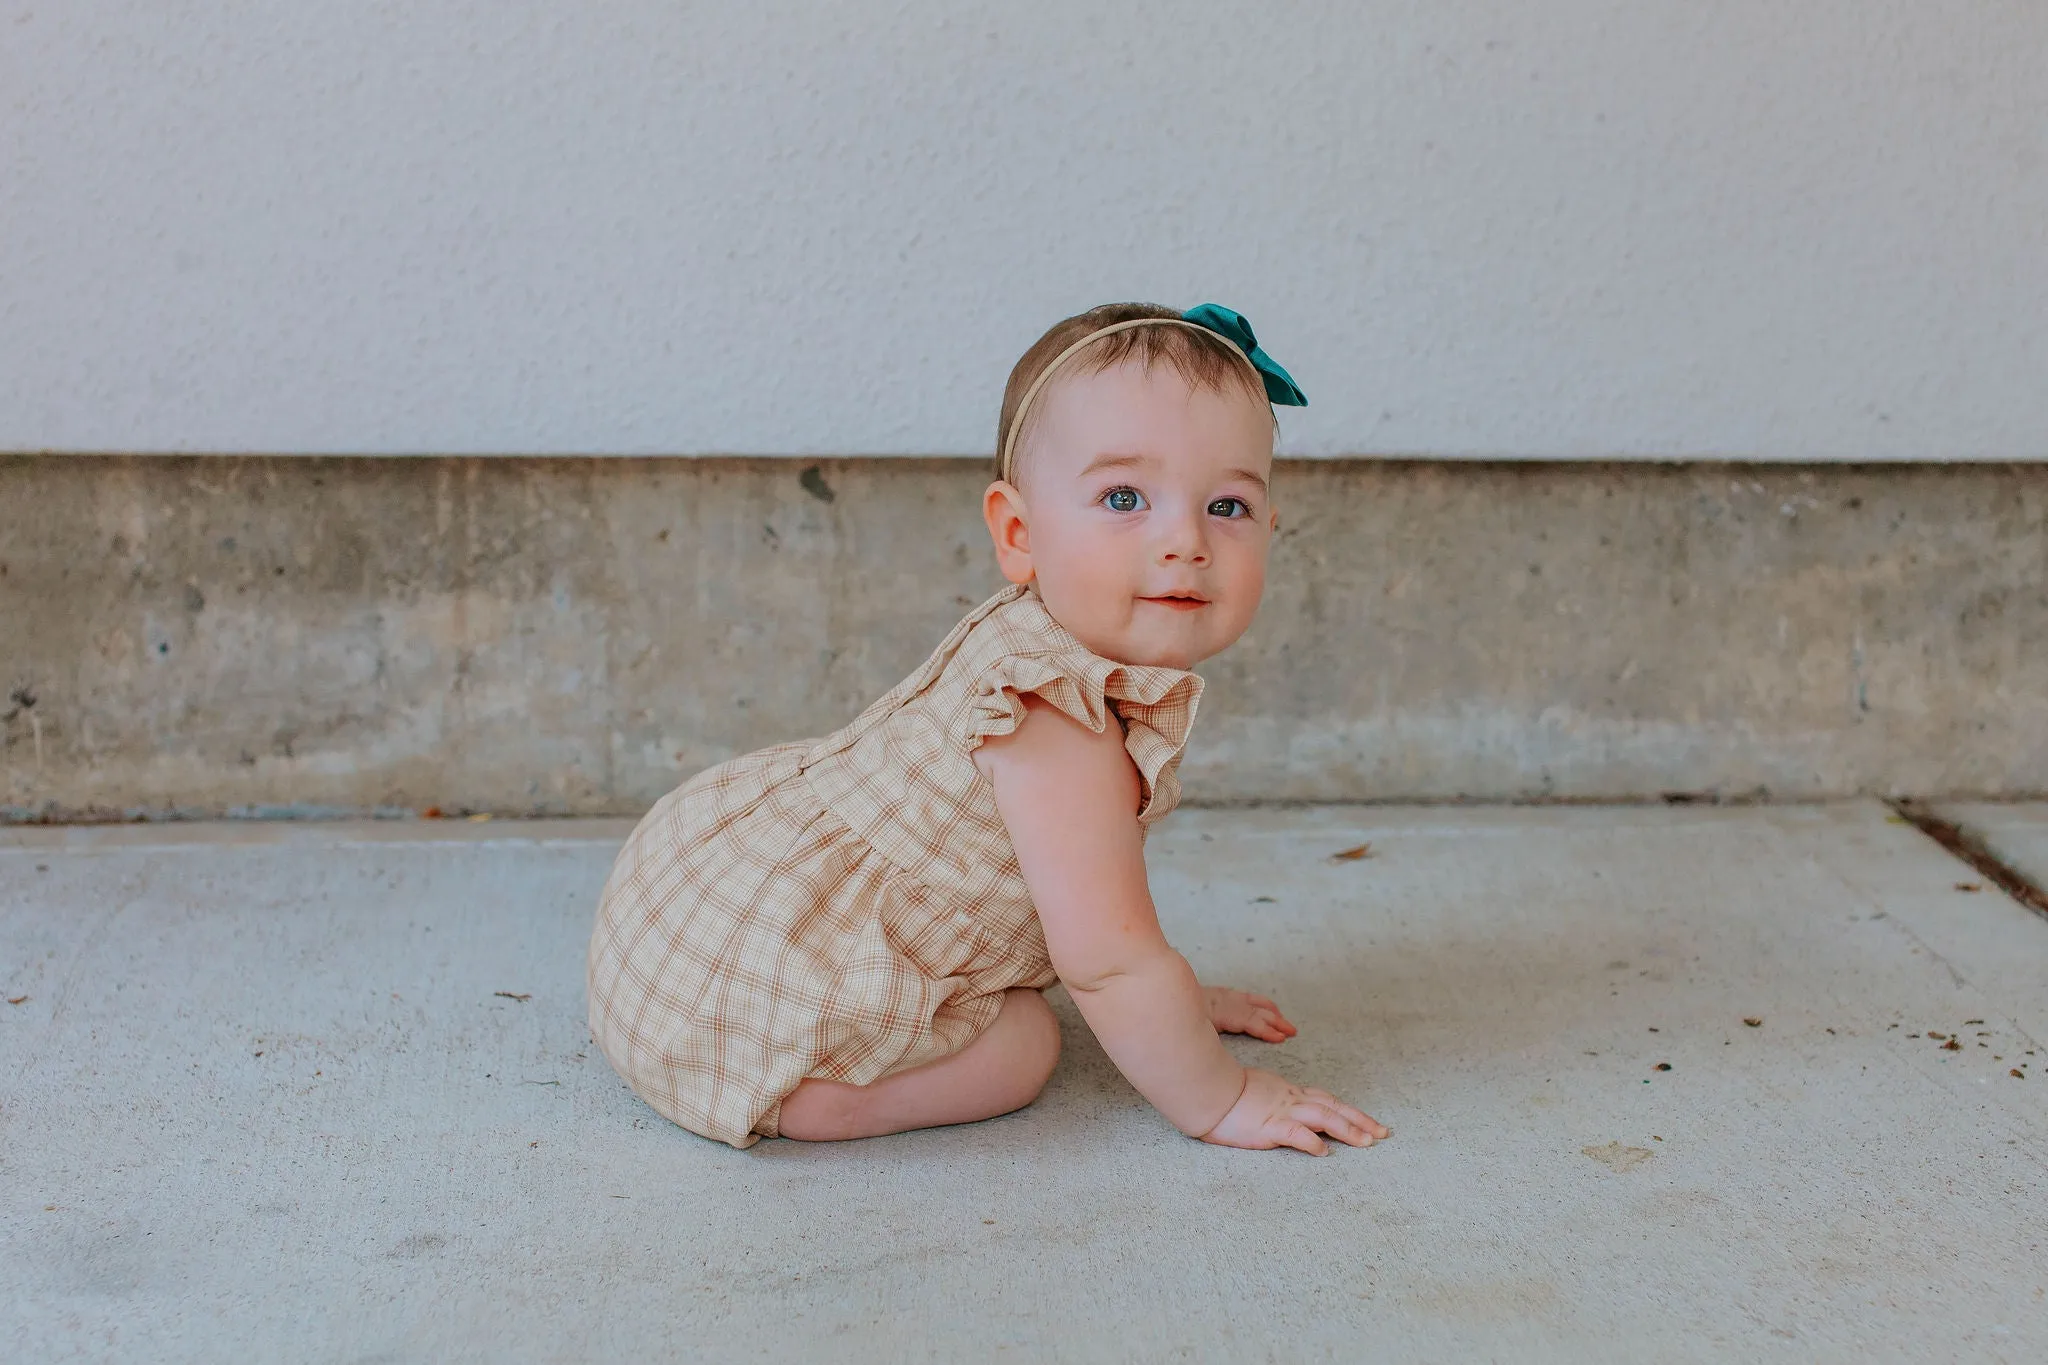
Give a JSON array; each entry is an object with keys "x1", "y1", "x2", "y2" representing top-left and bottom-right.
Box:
[{"x1": 3, "y1": 2, "x2": 2043, "y2": 459}]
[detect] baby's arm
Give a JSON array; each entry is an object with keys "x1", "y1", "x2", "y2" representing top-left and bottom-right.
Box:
[{"x1": 975, "y1": 694, "x2": 1385, "y2": 1153}]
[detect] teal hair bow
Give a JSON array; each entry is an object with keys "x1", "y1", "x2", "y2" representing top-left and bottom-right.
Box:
[{"x1": 1182, "y1": 303, "x2": 1307, "y2": 406}]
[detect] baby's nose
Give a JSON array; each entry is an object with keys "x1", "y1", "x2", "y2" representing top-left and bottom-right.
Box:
[{"x1": 1158, "y1": 518, "x2": 1211, "y2": 563}]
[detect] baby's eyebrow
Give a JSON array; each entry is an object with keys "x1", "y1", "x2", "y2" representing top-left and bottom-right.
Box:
[
  {"x1": 1076, "y1": 452, "x2": 1270, "y2": 494},
  {"x1": 1076, "y1": 452, "x2": 1151, "y2": 480}
]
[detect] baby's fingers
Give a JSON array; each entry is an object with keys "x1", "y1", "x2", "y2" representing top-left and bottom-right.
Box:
[
  {"x1": 1302, "y1": 1088, "x2": 1389, "y2": 1139},
  {"x1": 1250, "y1": 997, "x2": 1298, "y2": 1031},
  {"x1": 1247, "y1": 1011, "x2": 1293, "y2": 1043},
  {"x1": 1276, "y1": 1121, "x2": 1330, "y2": 1157},
  {"x1": 1291, "y1": 1102, "x2": 1377, "y2": 1147}
]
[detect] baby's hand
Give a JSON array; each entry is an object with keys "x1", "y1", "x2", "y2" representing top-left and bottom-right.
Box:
[
  {"x1": 1202, "y1": 985, "x2": 1297, "y2": 1043},
  {"x1": 1199, "y1": 1068, "x2": 1389, "y2": 1156}
]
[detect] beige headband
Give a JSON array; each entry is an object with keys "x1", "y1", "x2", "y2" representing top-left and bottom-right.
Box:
[{"x1": 997, "y1": 317, "x2": 1267, "y2": 485}]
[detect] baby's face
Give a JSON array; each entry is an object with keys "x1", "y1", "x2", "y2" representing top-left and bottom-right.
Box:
[{"x1": 984, "y1": 358, "x2": 1279, "y2": 670}]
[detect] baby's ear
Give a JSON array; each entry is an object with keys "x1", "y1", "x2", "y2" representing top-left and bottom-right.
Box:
[{"x1": 982, "y1": 480, "x2": 1035, "y2": 585}]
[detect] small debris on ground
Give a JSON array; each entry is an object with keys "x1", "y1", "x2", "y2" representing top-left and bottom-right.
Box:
[
  {"x1": 422, "y1": 806, "x2": 444, "y2": 819},
  {"x1": 1743, "y1": 1017, "x2": 1762, "y2": 1027},
  {"x1": 495, "y1": 991, "x2": 532, "y2": 1002},
  {"x1": 1964, "y1": 1018, "x2": 1985, "y2": 1025},
  {"x1": 1954, "y1": 882, "x2": 1983, "y2": 893},
  {"x1": 1654, "y1": 1062, "x2": 1672, "y2": 1071},
  {"x1": 1942, "y1": 1038, "x2": 1961, "y2": 1051},
  {"x1": 2013, "y1": 1069, "x2": 2026, "y2": 1080},
  {"x1": 1582, "y1": 1142, "x2": 1654, "y2": 1172},
  {"x1": 6, "y1": 996, "x2": 27, "y2": 1006},
  {"x1": 1252, "y1": 896, "x2": 1276, "y2": 903},
  {"x1": 1329, "y1": 843, "x2": 1374, "y2": 862}
]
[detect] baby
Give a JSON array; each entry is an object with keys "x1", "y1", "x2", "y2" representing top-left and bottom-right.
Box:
[{"x1": 588, "y1": 301, "x2": 1387, "y2": 1155}]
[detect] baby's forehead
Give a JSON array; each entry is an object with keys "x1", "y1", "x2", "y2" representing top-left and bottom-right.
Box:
[
  {"x1": 1015, "y1": 394, "x2": 1274, "y2": 498},
  {"x1": 1032, "y1": 358, "x2": 1272, "y2": 445}
]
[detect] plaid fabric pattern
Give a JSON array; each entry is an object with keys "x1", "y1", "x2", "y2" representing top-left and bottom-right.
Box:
[{"x1": 586, "y1": 581, "x2": 1205, "y2": 1148}]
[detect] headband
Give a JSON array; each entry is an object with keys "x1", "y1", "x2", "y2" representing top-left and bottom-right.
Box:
[{"x1": 997, "y1": 303, "x2": 1307, "y2": 485}]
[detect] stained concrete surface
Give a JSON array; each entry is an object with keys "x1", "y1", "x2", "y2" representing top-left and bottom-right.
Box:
[
  {"x1": 6, "y1": 456, "x2": 2047, "y2": 821},
  {"x1": 1943, "y1": 803, "x2": 2048, "y2": 896},
  {"x1": 4, "y1": 803, "x2": 2046, "y2": 1361}
]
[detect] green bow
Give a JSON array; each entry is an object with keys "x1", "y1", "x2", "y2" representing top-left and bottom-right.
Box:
[{"x1": 1182, "y1": 303, "x2": 1307, "y2": 406}]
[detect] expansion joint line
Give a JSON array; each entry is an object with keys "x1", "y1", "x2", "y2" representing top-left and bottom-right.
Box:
[{"x1": 1889, "y1": 799, "x2": 2048, "y2": 923}]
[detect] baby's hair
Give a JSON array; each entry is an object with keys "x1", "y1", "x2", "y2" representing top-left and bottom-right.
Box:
[{"x1": 995, "y1": 302, "x2": 1277, "y2": 485}]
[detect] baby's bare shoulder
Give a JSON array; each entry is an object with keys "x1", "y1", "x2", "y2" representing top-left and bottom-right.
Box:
[{"x1": 972, "y1": 692, "x2": 1135, "y2": 788}]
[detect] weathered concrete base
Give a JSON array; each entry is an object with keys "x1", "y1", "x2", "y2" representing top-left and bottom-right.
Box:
[
  {"x1": 3, "y1": 456, "x2": 2044, "y2": 818},
  {"x1": 3, "y1": 805, "x2": 2045, "y2": 1359}
]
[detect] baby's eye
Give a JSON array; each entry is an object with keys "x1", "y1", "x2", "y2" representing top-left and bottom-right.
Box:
[
  {"x1": 1208, "y1": 497, "x2": 1251, "y2": 519},
  {"x1": 1103, "y1": 487, "x2": 1146, "y2": 513}
]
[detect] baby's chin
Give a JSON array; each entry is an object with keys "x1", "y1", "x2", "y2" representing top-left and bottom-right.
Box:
[{"x1": 1097, "y1": 610, "x2": 1227, "y2": 671}]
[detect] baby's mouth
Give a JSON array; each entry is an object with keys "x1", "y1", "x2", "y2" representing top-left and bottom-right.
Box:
[{"x1": 1140, "y1": 593, "x2": 1209, "y2": 612}]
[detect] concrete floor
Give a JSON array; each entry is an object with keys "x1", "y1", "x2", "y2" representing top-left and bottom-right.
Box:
[{"x1": 3, "y1": 803, "x2": 2045, "y2": 1362}]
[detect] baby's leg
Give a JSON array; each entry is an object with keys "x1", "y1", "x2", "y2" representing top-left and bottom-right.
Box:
[{"x1": 778, "y1": 988, "x2": 1061, "y2": 1141}]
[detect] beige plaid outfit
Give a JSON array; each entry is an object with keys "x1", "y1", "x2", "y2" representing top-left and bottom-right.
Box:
[{"x1": 586, "y1": 580, "x2": 1205, "y2": 1148}]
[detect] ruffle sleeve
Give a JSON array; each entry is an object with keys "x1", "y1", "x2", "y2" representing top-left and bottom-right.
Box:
[{"x1": 964, "y1": 651, "x2": 1205, "y2": 825}]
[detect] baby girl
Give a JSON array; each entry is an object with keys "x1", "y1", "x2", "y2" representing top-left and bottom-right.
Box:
[{"x1": 588, "y1": 301, "x2": 1388, "y2": 1155}]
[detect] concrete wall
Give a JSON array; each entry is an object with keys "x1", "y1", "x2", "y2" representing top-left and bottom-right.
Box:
[
  {"x1": 4, "y1": 455, "x2": 2042, "y2": 820},
  {"x1": 4, "y1": 2, "x2": 2045, "y2": 460}
]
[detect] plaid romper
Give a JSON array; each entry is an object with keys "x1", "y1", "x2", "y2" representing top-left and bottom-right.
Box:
[{"x1": 586, "y1": 580, "x2": 1206, "y2": 1148}]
